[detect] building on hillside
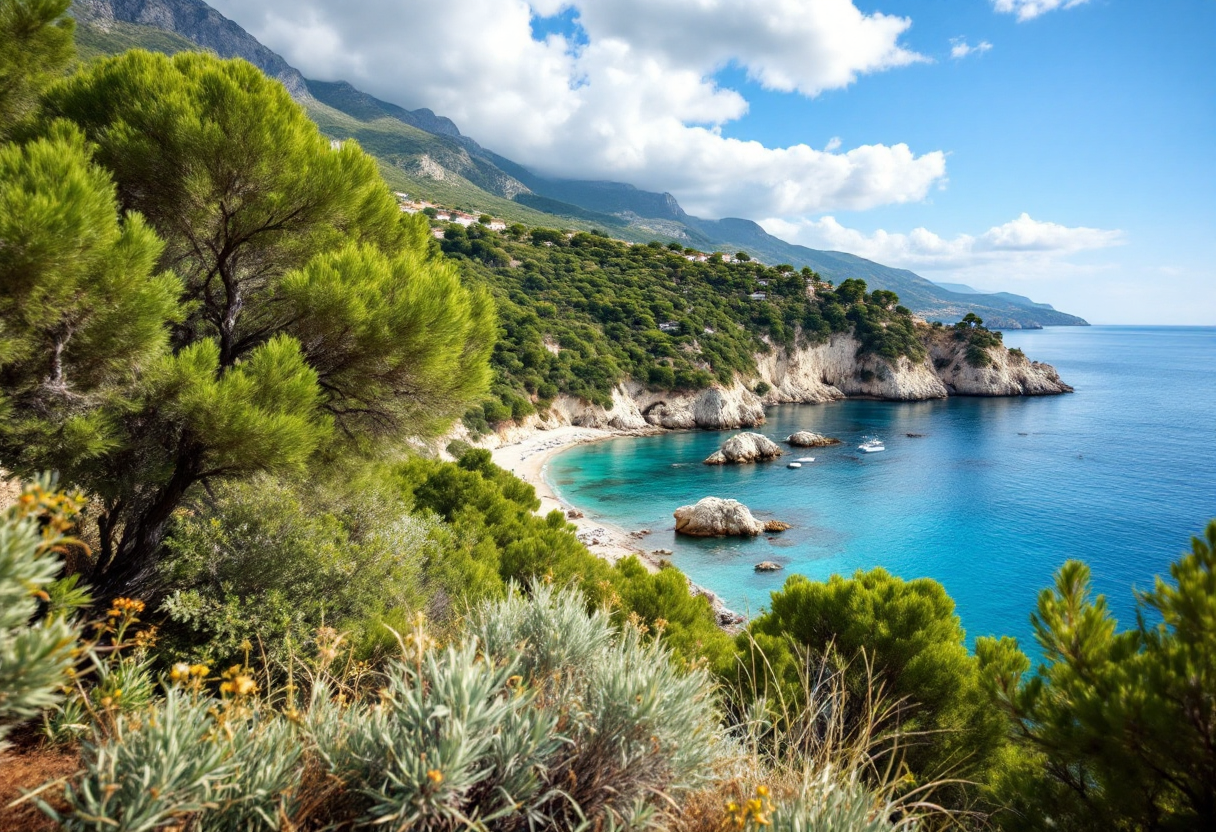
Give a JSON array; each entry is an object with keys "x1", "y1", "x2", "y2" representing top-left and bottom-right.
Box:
[
  {"x1": 658, "y1": 321, "x2": 680, "y2": 333},
  {"x1": 749, "y1": 292, "x2": 768, "y2": 301}
]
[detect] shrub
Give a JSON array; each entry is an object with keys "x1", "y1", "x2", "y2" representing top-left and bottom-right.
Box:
[
  {"x1": 740, "y1": 570, "x2": 1006, "y2": 797},
  {"x1": 0, "y1": 477, "x2": 85, "y2": 751},
  {"x1": 53, "y1": 688, "x2": 302, "y2": 832},
  {"x1": 157, "y1": 472, "x2": 440, "y2": 665},
  {"x1": 977, "y1": 521, "x2": 1216, "y2": 830},
  {"x1": 48, "y1": 584, "x2": 728, "y2": 830}
]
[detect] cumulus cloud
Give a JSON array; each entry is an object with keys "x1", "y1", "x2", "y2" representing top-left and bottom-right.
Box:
[
  {"x1": 760, "y1": 213, "x2": 1125, "y2": 273},
  {"x1": 950, "y1": 38, "x2": 993, "y2": 59},
  {"x1": 993, "y1": 0, "x2": 1091, "y2": 22},
  {"x1": 207, "y1": 0, "x2": 945, "y2": 217}
]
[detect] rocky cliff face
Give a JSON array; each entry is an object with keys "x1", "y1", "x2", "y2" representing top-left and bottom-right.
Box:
[
  {"x1": 468, "y1": 331, "x2": 1070, "y2": 444},
  {"x1": 74, "y1": 0, "x2": 311, "y2": 100}
]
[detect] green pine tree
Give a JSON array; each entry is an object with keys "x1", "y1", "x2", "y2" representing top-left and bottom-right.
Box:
[
  {"x1": 978, "y1": 521, "x2": 1216, "y2": 830},
  {"x1": 2, "y1": 46, "x2": 494, "y2": 597},
  {"x1": 0, "y1": 0, "x2": 74, "y2": 138}
]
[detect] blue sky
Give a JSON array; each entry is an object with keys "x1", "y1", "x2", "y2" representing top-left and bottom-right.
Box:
[
  {"x1": 715, "y1": 1, "x2": 1215, "y2": 323},
  {"x1": 216, "y1": 0, "x2": 1214, "y2": 324}
]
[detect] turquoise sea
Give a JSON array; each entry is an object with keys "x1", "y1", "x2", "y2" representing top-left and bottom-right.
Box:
[{"x1": 547, "y1": 326, "x2": 1216, "y2": 648}]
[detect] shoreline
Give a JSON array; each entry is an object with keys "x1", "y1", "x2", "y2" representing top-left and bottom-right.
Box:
[
  {"x1": 489, "y1": 425, "x2": 666, "y2": 572},
  {"x1": 488, "y1": 424, "x2": 747, "y2": 626}
]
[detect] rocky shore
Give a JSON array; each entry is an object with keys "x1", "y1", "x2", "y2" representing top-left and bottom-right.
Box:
[{"x1": 461, "y1": 332, "x2": 1071, "y2": 442}]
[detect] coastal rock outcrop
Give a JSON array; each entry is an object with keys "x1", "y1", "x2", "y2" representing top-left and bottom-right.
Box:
[
  {"x1": 704, "y1": 433, "x2": 782, "y2": 465},
  {"x1": 925, "y1": 332, "x2": 1075, "y2": 396},
  {"x1": 786, "y1": 431, "x2": 840, "y2": 448},
  {"x1": 763, "y1": 520, "x2": 791, "y2": 532},
  {"x1": 755, "y1": 561, "x2": 782, "y2": 572},
  {"x1": 447, "y1": 328, "x2": 1070, "y2": 457},
  {"x1": 673, "y1": 497, "x2": 765, "y2": 537},
  {"x1": 753, "y1": 332, "x2": 1071, "y2": 403}
]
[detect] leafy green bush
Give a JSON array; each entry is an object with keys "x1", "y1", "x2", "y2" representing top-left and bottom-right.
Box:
[{"x1": 157, "y1": 471, "x2": 442, "y2": 665}]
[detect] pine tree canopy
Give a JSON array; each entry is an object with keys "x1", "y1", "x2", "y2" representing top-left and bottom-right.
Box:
[{"x1": 0, "y1": 47, "x2": 495, "y2": 597}]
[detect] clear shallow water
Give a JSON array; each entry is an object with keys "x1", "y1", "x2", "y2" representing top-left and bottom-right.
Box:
[{"x1": 547, "y1": 327, "x2": 1216, "y2": 648}]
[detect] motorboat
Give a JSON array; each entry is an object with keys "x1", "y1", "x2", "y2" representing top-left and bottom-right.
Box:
[
  {"x1": 796, "y1": 457, "x2": 815, "y2": 463},
  {"x1": 858, "y1": 438, "x2": 885, "y2": 453},
  {"x1": 787, "y1": 462, "x2": 802, "y2": 469}
]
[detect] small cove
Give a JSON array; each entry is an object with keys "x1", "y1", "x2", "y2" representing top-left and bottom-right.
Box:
[{"x1": 546, "y1": 326, "x2": 1216, "y2": 648}]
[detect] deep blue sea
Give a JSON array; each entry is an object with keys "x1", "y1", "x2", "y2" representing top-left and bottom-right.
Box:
[{"x1": 547, "y1": 327, "x2": 1216, "y2": 649}]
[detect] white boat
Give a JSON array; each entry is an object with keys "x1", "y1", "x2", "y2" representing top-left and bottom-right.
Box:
[
  {"x1": 858, "y1": 438, "x2": 885, "y2": 453},
  {"x1": 787, "y1": 462, "x2": 802, "y2": 469},
  {"x1": 796, "y1": 456, "x2": 815, "y2": 463}
]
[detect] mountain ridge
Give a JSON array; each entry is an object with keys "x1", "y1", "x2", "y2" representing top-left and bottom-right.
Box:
[{"x1": 70, "y1": 0, "x2": 1088, "y2": 329}]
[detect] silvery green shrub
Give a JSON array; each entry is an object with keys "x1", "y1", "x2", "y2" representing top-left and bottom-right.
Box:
[
  {"x1": 473, "y1": 581, "x2": 724, "y2": 827},
  {"x1": 767, "y1": 767, "x2": 911, "y2": 832},
  {"x1": 316, "y1": 641, "x2": 564, "y2": 828},
  {"x1": 471, "y1": 581, "x2": 613, "y2": 687},
  {"x1": 0, "y1": 479, "x2": 82, "y2": 752},
  {"x1": 52, "y1": 688, "x2": 302, "y2": 832}
]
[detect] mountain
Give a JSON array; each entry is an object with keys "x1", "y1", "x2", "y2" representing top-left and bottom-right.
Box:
[
  {"x1": 934, "y1": 282, "x2": 980, "y2": 294},
  {"x1": 70, "y1": 0, "x2": 1088, "y2": 329},
  {"x1": 73, "y1": 0, "x2": 309, "y2": 98}
]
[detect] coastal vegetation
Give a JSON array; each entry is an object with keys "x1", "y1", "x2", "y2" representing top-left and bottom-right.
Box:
[
  {"x1": 441, "y1": 225, "x2": 932, "y2": 422},
  {"x1": 0, "y1": 5, "x2": 1210, "y2": 831}
]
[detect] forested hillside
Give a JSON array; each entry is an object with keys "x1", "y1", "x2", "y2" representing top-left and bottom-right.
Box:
[{"x1": 438, "y1": 226, "x2": 930, "y2": 424}]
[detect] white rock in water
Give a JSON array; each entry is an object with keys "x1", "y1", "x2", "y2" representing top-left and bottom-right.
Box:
[
  {"x1": 786, "y1": 431, "x2": 840, "y2": 447},
  {"x1": 673, "y1": 497, "x2": 765, "y2": 537},
  {"x1": 704, "y1": 433, "x2": 783, "y2": 465}
]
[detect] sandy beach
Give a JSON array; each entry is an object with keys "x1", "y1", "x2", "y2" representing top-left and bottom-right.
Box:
[{"x1": 489, "y1": 425, "x2": 666, "y2": 572}]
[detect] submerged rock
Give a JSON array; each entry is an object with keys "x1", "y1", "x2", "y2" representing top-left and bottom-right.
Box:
[
  {"x1": 786, "y1": 431, "x2": 840, "y2": 448},
  {"x1": 674, "y1": 497, "x2": 765, "y2": 537},
  {"x1": 754, "y1": 561, "x2": 783, "y2": 572},
  {"x1": 704, "y1": 433, "x2": 783, "y2": 465}
]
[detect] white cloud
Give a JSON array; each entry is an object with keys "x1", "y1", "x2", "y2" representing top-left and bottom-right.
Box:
[
  {"x1": 825, "y1": 136, "x2": 843, "y2": 151},
  {"x1": 992, "y1": 0, "x2": 1091, "y2": 22},
  {"x1": 760, "y1": 213, "x2": 1124, "y2": 274},
  {"x1": 950, "y1": 38, "x2": 993, "y2": 59},
  {"x1": 207, "y1": 0, "x2": 945, "y2": 218}
]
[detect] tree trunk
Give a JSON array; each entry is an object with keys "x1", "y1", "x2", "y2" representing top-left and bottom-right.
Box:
[{"x1": 93, "y1": 443, "x2": 203, "y2": 601}]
